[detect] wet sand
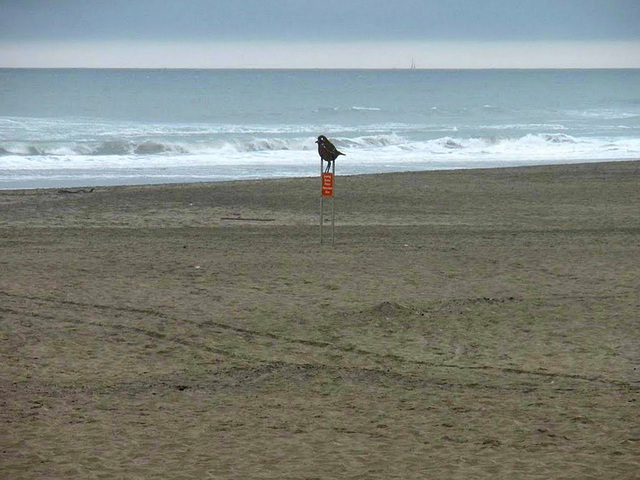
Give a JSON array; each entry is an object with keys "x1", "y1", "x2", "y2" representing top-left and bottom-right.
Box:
[{"x1": 1, "y1": 161, "x2": 639, "y2": 479}]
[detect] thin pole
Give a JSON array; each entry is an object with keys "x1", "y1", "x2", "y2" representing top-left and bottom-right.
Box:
[
  {"x1": 320, "y1": 157, "x2": 324, "y2": 245},
  {"x1": 331, "y1": 160, "x2": 335, "y2": 246}
]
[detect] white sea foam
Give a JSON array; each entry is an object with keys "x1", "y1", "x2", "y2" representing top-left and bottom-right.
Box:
[
  {"x1": 3, "y1": 133, "x2": 639, "y2": 174},
  {"x1": 567, "y1": 109, "x2": 640, "y2": 120},
  {"x1": 350, "y1": 106, "x2": 382, "y2": 112}
]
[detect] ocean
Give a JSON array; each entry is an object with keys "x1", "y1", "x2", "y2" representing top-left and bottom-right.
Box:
[{"x1": 1, "y1": 68, "x2": 639, "y2": 189}]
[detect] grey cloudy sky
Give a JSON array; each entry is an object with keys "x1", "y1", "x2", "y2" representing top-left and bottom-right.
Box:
[{"x1": 1, "y1": 0, "x2": 639, "y2": 68}]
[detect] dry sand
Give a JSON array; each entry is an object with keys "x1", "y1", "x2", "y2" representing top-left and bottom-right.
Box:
[{"x1": 1, "y1": 161, "x2": 639, "y2": 479}]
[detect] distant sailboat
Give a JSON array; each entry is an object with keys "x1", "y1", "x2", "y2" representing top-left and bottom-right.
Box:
[{"x1": 410, "y1": 58, "x2": 416, "y2": 70}]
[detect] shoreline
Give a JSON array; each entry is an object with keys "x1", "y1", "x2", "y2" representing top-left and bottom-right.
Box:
[{"x1": 2, "y1": 157, "x2": 638, "y2": 192}]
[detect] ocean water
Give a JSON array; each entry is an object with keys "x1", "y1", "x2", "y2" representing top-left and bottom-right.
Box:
[{"x1": 1, "y1": 68, "x2": 639, "y2": 189}]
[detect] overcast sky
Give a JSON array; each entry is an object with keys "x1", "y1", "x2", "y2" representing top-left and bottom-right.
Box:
[{"x1": 1, "y1": 0, "x2": 639, "y2": 68}]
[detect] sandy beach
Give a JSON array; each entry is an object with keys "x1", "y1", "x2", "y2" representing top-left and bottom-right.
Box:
[{"x1": 1, "y1": 160, "x2": 639, "y2": 479}]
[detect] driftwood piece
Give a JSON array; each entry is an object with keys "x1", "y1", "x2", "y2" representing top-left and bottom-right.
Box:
[
  {"x1": 220, "y1": 217, "x2": 275, "y2": 222},
  {"x1": 57, "y1": 188, "x2": 95, "y2": 194}
]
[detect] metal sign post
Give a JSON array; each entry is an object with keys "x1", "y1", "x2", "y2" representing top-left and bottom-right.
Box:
[{"x1": 320, "y1": 161, "x2": 335, "y2": 245}]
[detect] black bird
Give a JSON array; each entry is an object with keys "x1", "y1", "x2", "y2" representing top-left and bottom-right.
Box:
[{"x1": 316, "y1": 135, "x2": 344, "y2": 173}]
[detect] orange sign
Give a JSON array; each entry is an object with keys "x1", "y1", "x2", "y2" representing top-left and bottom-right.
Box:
[{"x1": 322, "y1": 173, "x2": 334, "y2": 197}]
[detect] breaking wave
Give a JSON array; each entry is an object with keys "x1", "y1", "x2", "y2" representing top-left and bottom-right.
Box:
[
  {"x1": 0, "y1": 140, "x2": 189, "y2": 157},
  {"x1": 1, "y1": 133, "x2": 637, "y2": 161}
]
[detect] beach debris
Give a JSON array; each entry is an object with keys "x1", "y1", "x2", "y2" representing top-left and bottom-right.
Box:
[
  {"x1": 57, "y1": 188, "x2": 94, "y2": 194},
  {"x1": 220, "y1": 217, "x2": 275, "y2": 222}
]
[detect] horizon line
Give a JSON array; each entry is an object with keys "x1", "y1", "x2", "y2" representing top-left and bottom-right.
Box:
[
  {"x1": 3, "y1": 40, "x2": 639, "y2": 70},
  {"x1": 3, "y1": 66, "x2": 640, "y2": 71}
]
